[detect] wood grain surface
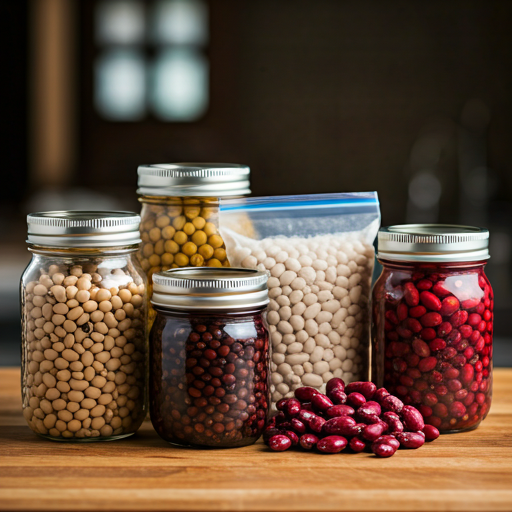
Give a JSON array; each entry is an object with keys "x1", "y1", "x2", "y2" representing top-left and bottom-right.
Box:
[{"x1": 0, "y1": 367, "x2": 511, "y2": 512}]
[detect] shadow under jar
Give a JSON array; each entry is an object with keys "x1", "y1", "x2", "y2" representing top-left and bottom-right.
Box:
[
  {"x1": 372, "y1": 225, "x2": 493, "y2": 433},
  {"x1": 150, "y1": 267, "x2": 270, "y2": 448},
  {"x1": 21, "y1": 211, "x2": 148, "y2": 441}
]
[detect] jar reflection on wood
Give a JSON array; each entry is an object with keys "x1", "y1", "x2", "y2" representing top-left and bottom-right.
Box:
[
  {"x1": 371, "y1": 225, "x2": 493, "y2": 433},
  {"x1": 21, "y1": 212, "x2": 148, "y2": 441},
  {"x1": 149, "y1": 267, "x2": 270, "y2": 447}
]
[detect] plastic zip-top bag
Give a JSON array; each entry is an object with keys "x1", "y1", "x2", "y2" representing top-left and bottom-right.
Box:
[{"x1": 220, "y1": 193, "x2": 380, "y2": 405}]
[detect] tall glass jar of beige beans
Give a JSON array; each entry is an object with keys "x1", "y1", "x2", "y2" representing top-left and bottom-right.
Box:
[
  {"x1": 21, "y1": 211, "x2": 148, "y2": 441},
  {"x1": 136, "y1": 163, "x2": 251, "y2": 325}
]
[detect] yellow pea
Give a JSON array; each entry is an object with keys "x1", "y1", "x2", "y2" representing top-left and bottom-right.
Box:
[
  {"x1": 198, "y1": 244, "x2": 214, "y2": 260},
  {"x1": 161, "y1": 253, "x2": 174, "y2": 266},
  {"x1": 190, "y1": 254, "x2": 204, "y2": 266},
  {"x1": 174, "y1": 253, "x2": 189, "y2": 266},
  {"x1": 143, "y1": 219, "x2": 155, "y2": 231},
  {"x1": 182, "y1": 242, "x2": 197, "y2": 256},
  {"x1": 192, "y1": 216, "x2": 206, "y2": 230},
  {"x1": 172, "y1": 216, "x2": 186, "y2": 230},
  {"x1": 149, "y1": 227, "x2": 161, "y2": 243},
  {"x1": 191, "y1": 230, "x2": 207, "y2": 246},
  {"x1": 222, "y1": 259, "x2": 230, "y2": 267},
  {"x1": 183, "y1": 222, "x2": 196, "y2": 235},
  {"x1": 173, "y1": 231, "x2": 188, "y2": 246},
  {"x1": 167, "y1": 206, "x2": 183, "y2": 217},
  {"x1": 161, "y1": 226, "x2": 176, "y2": 240},
  {"x1": 164, "y1": 240, "x2": 179, "y2": 254},
  {"x1": 214, "y1": 248, "x2": 227, "y2": 261},
  {"x1": 207, "y1": 258, "x2": 222, "y2": 268},
  {"x1": 142, "y1": 243, "x2": 154, "y2": 258},
  {"x1": 140, "y1": 259, "x2": 150, "y2": 272},
  {"x1": 184, "y1": 206, "x2": 200, "y2": 219},
  {"x1": 154, "y1": 239, "x2": 165, "y2": 256},
  {"x1": 204, "y1": 222, "x2": 217, "y2": 236},
  {"x1": 201, "y1": 208, "x2": 215, "y2": 220},
  {"x1": 140, "y1": 231, "x2": 149, "y2": 243},
  {"x1": 148, "y1": 254, "x2": 161, "y2": 267},
  {"x1": 156, "y1": 215, "x2": 170, "y2": 228},
  {"x1": 208, "y1": 234, "x2": 224, "y2": 249}
]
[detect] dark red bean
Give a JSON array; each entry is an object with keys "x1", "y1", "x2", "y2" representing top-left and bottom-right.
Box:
[
  {"x1": 329, "y1": 389, "x2": 347, "y2": 405},
  {"x1": 439, "y1": 296, "x2": 460, "y2": 316},
  {"x1": 311, "y1": 393, "x2": 334, "y2": 413},
  {"x1": 422, "y1": 424, "x2": 440, "y2": 441},
  {"x1": 283, "y1": 430, "x2": 299, "y2": 446},
  {"x1": 349, "y1": 436, "x2": 366, "y2": 453},
  {"x1": 382, "y1": 411, "x2": 404, "y2": 433},
  {"x1": 307, "y1": 414, "x2": 327, "y2": 433},
  {"x1": 347, "y1": 392, "x2": 366, "y2": 408},
  {"x1": 317, "y1": 435, "x2": 348, "y2": 454},
  {"x1": 412, "y1": 339, "x2": 430, "y2": 358},
  {"x1": 284, "y1": 398, "x2": 301, "y2": 418},
  {"x1": 420, "y1": 312, "x2": 442, "y2": 327},
  {"x1": 374, "y1": 388, "x2": 390, "y2": 402},
  {"x1": 323, "y1": 415, "x2": 356, "y2": 436},
  {"x1": 299, "y1": 433, "x2": 319, "y2": 450},
  {"x1": 362, "y1": 422, "x2": 386, "y2": 442},
  {"x1": 396, "y1": 432, "x2": 425, "y2": 449},
  {"x1": 450, "y1": 310, "x2": 468, "y2": 327},
  {"x1": 326, "y1": 404, "x2": 355, "y2": 418},
  {"x1": 345, "y1": 381, "x2": 376, "y2": 400},
  {"x1": 420, "y1": 291, "x2": 442, "y2": 311},
  {"x1": 404, "y1": 283, "x2": 420, "y2": 306},
  {"x1": 295, "y1": 386, "x2": 320, "y2": 402},
  {"x1": 381, "y1": 395, "x2": 404, "y2": 414},
  {"x1": 418, "y1": 356, "x2": 437, "y2": 373},
  {"x1": 290, "y1": 418, "x2": 306, "y2": 434},
  {"x1": 326, "y1": 377, "x2": 345, "y2": 395},
  {"x1": 401, "y1": 405, "x2": 425, "y2": 431},
  {"x1": 268, "y1": 435, "x2": 292, "y2": 451},
  {"x1": 409, "y1": 305, "x2": 427, "y2": 318},
  {"x1": 373, "y1": 435, "x2": 400, "y2": 451},
  {"x1": 372, "y1": 443, "x2": 397, "y2": 458}
]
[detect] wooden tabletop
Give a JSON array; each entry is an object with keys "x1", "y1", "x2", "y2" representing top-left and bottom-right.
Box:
[{"x1": 0, "y1": 367, "x2": 511, "y2": 512}]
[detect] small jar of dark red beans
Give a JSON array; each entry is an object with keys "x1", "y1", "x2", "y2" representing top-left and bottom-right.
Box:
[
  {"x1": 149, "y1": 267, "x2": 270, "y2": 447},
  {"x1": 372, "y1": 225, "x2": 493, "y2": 433}
]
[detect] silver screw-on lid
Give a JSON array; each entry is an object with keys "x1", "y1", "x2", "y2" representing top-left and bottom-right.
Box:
[
  {"x1": 378, "y1": 224, "x2": 490, "y2": 262},
  {"x1": 137, "y1": 162, "x2": 251, "y2": 197},
  {"x1": 151, "y1": 267, "x2": 269, "y2": 310},
  {"x1": 27, "y1": 211, "x2": 142, "y2": 248}
]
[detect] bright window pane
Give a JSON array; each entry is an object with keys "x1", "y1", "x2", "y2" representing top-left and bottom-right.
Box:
[
  {"x1": 152, "y1": 0, "x2": 208, "y2": 45},
  {"x1": 95, "y1": 49, "x2": 146, "y2": 121},
  {"x1": 96, "y1": 0, "x2": 145, "y2": 45},
  {"x1": 151, "y1": 48, "x2": 208, "y2": 121}
]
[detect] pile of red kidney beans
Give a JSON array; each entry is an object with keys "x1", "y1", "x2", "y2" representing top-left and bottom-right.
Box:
[{"x1": 264, "y1": 378, "x2": 439, "y2": 457}]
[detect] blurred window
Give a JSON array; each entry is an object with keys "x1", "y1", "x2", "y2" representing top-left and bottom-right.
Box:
[{"x1": 94, "y1": 0, "x2": 209, "y2": 122}]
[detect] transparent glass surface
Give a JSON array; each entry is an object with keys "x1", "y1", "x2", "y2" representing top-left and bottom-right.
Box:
[
  {"x1": 150, "y1": 309, "x2": 270, "y2": 447},
  {"x1": 372, "y1": 260, "x2": 493, "y2": 433},
  {"x1": 21, "y1": 247, "x2": 148, "y2": 441}
]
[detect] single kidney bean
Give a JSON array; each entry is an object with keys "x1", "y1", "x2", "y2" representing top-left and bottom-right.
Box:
[
  {"x1": 374, "y1": 435, "x2": 400, "y2": 451},
  {"x1": 422, "y1": 424, "x2": 440, "y2": 441},
  {"x1": 396, "y1": 432, "x2": 425, "y2": 449},
  {"x1": 381, "y1": 395, "x2": 404, "y2": 414},
  {"x1": 420, "y1": 312, "x2": 442, "y2": 327},
  {"x1": 311, "y1": 393, "x2": 334, "y2": 413},
  {"x1": 440, "y1": 296, "x2": 460, "y2": 316},
  {"x1": 299, "y1": 433, "x2": 319, "y2": 450},
  {"x1": 307, "y1": 414, "x2": 326, "y2": 433},
  {"x1": 323, "y1": 415, "x2": 356, "y2": 436},
  {"x1": 263, "y1": 427, "x2": 282, "y2": 445},
  {"x1": 404, "y1": 283, "x2": 420, "y2": 306},
  {"x1": 347, "y1": 392, "x2": 366, "y2": 408},
  {"x1": 382, "y1": 411, "x2": 404, "y2": 433},
  {"x1": 295, "y1": 386, "x2": 320, "y2": 402},
  {"x1": 345, "y1": 381, "x2": 377, "y2": 400},
  {"x1": 362, "y1": 422, "x2": 386, "y2": 442},
  {"x1": 401, "y1": 405, "x2": 425, "y2": 431},
  {"x1": 326, "y1": 404, "x2": 355, "y2": 418},
  {"x1": 420, "y1": 291, "x2": 442, "y2": 311},
  {"x1": 412, "y1": 339, "x2": 430, "y2": 358},
  {"x1": 283, "y1": 398, "x2": 301, "y2": 418},
  {"x1": 349, "y1": 436, "x2": 366, "y2": 453},
  {"x1": 317, "y1": 435, "x2": 348, "y2": 454},
  {"x1": 329, "y1": 389, "x2": 348, "y2": 405},
  {"x1": 268, "y1": 434, "x2": 292, "y2": 451},
  {"x1": 372, "y1": 442, "x2": 397, "y2": 458},
  {"x1": 374, "y1": 388, "x2": 390, "y2": 402},
  {"x1": 326, "y1": 377, "x2": 345, "y2": 395},
  {"x1": 290, "y1": 418, "x2": 306, "y2": 434},
  {"x1": 283, "y1": 430, "x2": 299, "y2": 446}
]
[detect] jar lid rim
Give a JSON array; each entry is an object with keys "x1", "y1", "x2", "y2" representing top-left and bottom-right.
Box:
[
  {"x1": 26, "y1": 211, "x2": 142, "y2": 248},
  {"x1": 137, "y1": 162, "x2": 251, "y2": 197},
  {"x1": 151, "y1": 267, "x2": 269, "y2": 310},
  {"x1": 377, "y1": 224, "x2": 490, "y2": 262}
]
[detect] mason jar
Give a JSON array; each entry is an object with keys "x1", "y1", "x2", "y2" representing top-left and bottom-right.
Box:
[
  {"x1": 372, "y1": 224, "x2": 493, "y2": 433},
  {"x1": 136, "y1": 163, "x2": 251, "y2": 325},
  {"x1": 149, "y1": 267, "x2": 270, "y2": 448},
  {"x1": 21, "y1": 211, "x2": 148, "y2": 441}
]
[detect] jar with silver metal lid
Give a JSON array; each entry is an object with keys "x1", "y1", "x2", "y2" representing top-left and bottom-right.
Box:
[
  {"x1": 21, "y1": 211, "x2": 148, "y2": 441},
  {"x1": 149, "y1": 267, "x2": 270, "y2": 448},
  {"x1": 136, "y1": 163, "x2": 251, "y2": 325},
  {"x1": 371, "y1": 224, "x2": 493, "y2": 433}
]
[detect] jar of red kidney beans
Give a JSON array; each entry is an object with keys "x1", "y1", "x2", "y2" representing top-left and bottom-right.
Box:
[
  {"x1": 372, "y1": 225, "x2": 493, "y2": 433},
  {"x1": 149, "y1": 267, "x2": 270, "y2": 447}
]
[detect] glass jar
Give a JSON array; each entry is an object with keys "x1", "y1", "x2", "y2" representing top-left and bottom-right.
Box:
[
  {"x1": 136, "y1": 163, "x2": 251, "y2": 325},
  {"x1": 372, "y1": 224, "x2": 493, "y2": 433},
  {"x1": 21, "y1": 211, "x2": 148, "y2": 441},
  {"x1": 149, "y1": 267, "x2": 270, "y2": 448}
]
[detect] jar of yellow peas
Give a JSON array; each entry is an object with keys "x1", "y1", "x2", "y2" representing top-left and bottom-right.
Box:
[{"x1": 137, "y1": 163, "x2": 251, "y2": 323}]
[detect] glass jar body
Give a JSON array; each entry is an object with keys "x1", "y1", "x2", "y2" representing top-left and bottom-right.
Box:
[
  {"x1": 150, "y1": 308, "x2": 270, "y2": 447},
  {"x1": 21, "y1": 247, "x2": 148, "y2": 441},
  {"x1": 372, "y1": 260, "x2": 493, "y2": 433}
]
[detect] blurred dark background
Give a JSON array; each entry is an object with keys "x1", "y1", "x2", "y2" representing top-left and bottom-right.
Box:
[{"x1": 1, "y1": 0, "x2": 511, "y2": 365}]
